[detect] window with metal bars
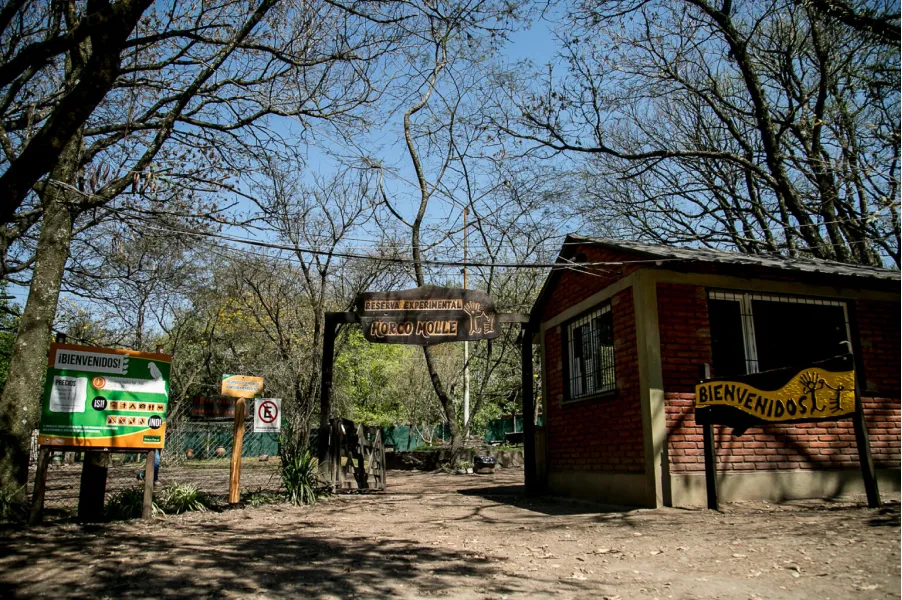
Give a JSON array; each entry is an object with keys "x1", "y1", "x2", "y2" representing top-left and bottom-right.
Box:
[
  {"x1": 707, "y1": 290, "x2": 851, "y2": 376},
  {"x1": 564, "y1": 303, "x2": 616, "y2": 401}
]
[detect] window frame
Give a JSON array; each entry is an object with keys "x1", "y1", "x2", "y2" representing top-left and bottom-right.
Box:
[
  {"x1": 561, "y1": 302, "x2": 617, "y2": 403},
  {"x1": 707, "y1": 290, "x2": 852, "y2": 375}
]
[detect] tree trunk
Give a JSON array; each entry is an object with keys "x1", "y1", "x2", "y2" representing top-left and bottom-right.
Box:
[
  {"x1": 0, "y1": 140, "x2": 79, "y2": 499},
  {"x1": 423, "y1": 346, "x2": 462, "y2": 461}
]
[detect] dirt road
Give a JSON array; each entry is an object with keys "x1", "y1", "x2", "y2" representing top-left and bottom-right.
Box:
[{"x1": 1, "y1": 469, "x2": 898, "y2": 599}]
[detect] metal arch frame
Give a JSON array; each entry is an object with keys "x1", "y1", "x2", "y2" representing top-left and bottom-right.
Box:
[{"x1": 317, "y1": 311, "x2": 538, "y2": 493}]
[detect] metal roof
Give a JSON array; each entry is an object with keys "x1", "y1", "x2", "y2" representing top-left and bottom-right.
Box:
[
  {"x1": 569, "y1": 235, "x2": 901, "y2": 282},
  {"x1": 529, "y1": 235, "x2": 899, "y2": 325}
]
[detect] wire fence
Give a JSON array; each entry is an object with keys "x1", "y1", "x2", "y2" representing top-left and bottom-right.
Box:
[
  {"x1": 26, "y1": 397, "x2": 535, "y2": 522},
  {"x1": 27, "y1": 398, "x2": 283, "y2": 523}
]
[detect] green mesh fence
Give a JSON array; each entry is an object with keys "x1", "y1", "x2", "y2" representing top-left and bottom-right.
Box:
[
  {"x1": 165, "y1": 421, "x2": 280, "y2": 459},
  {"x1": 381, "y1": 416, "x2": 543, "y2": 451}
]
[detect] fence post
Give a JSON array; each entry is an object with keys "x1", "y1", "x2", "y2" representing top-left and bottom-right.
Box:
[
  {"x1": 319, "y1": 314, "x2": 338, "y2": 476},
  {"x1": 699, "y1": 363, "x2": 718, "y2": 511},
  {"x1": 521, "y1": 322, "x2": 537, "y2": 494},
  {"x1": 142, "y1": 450, "x2": 155, "y2": 519},
  {"x1": 28, "y1": 448, "x2": 51, "y2": 525}
]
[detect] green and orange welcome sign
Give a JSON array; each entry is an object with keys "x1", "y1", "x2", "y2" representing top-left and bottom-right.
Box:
[{"x1": 38, "y1": 343, "x2": 171, "y2": 450}]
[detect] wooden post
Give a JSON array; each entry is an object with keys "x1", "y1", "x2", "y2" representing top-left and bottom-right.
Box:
[
  {"x1": 318, "y1": 313, "x2": 338, "y2": 477},
  {"x1": 141, "y1": 450, "x2": 155, "y2": 519},
  {"x1": 699, "y1": 364, "x2": 718, "y2": 510},
  {"x1": 521, "y1": 322, "x2": 537, "y2": 493},
  {"x1": 28, "y1": 447, "x2": 51, "y2": 525},
  {"x1": 228, "y1": 397, "x2": 247, "y2": 505},
  {"x1": 77, "y1": 451, "x2": 109, "y2": 523},
  {"x1": 852, "y1": 386, "x2": 881, "y2": 508}
]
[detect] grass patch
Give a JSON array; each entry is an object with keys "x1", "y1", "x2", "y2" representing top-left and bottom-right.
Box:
[
  {"x1": 160, "y1": 483, "x2": 214, "y2": 514},
  {"x1": 242, "y1": 488, "x2": 285, "y2": 507},
  {"x1": 105, "y1": 482, "x2": 216, "y2": 520},
  {"x1": 105, "y1": 487, "x2": 163, "y2": 520}
]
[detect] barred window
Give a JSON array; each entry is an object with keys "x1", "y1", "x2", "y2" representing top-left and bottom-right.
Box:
[
  {"x1": 564, "y1": 303, "x2": 616, "y2": 401},
  {"x1": 707, "y1": 290, "x2": 850, "y2": 376}
]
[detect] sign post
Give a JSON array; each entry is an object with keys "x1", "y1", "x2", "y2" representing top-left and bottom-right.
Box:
[
  {"x1": 221, "y1": 374, "x2": 264, "y2": 505},
  {"x1": 33, "y1": 342, "x2": 171, "y2": 523},
  {"x1": 695, "y1": 354, "x2": 880, "y2": 510}
]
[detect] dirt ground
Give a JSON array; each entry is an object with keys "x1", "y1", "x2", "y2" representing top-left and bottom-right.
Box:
[{"x1": 1, "y1": 468, "x2": 899, "y2": 600}]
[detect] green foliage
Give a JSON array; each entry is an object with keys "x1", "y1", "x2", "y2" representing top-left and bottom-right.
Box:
[
  {"x1": 105, "y1": 483, "x2": 215, "y2": 520},
  {"x1": 280, "y1": 448, "x2": 322, "y2": 506},
  {"x1": 335, "y1": 328, "x2": 411, "y2": 426},
  {"x1": 105, "y1": 487, "x2": 163, "y2": 520},
  {"x1": 0, "y1": 485, "x2": 28, "y2": 522},
  {"x1": 159, "y1": 483, "x2": 214, "y2": 514},
  {"x1": 242, "y1": 488, "x2": 284, "y2": 507},
  {"x1": 279, "y1": 422, "x2": 327, "y2": 505}
]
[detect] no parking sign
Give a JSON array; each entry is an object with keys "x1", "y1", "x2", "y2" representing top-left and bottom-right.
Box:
[{"x1": 253, "y1": 398, "x2": 281, "y2": 433}]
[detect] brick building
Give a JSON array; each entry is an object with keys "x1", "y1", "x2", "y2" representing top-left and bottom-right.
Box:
[{"x1": 530, "y1": 236, "x2": 900, "y2": 507}]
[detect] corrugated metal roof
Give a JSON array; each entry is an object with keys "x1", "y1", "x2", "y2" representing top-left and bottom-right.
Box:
[{"x1": 569, "y1": 235, "x2": 901, "y2": 281}]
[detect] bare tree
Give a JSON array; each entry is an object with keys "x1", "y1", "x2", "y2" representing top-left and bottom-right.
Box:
[
  {"x1": 0, "y1": 0, "x2": 422, "y2": 498},
  {"x1": 494, "y1": 0, "x2": 900, "y2": 266}
]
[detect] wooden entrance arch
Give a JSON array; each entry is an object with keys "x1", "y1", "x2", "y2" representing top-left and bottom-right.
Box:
[{"x1": 317, "y1": 288, "x2": 537, "y2": 492}]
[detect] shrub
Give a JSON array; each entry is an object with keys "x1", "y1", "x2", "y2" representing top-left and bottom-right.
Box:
[
  {"x1": 105, "y1": 487, "x2": 162, "y2": 520},
  {"x1": 242, "y1": 488, "x2": 284, "y2": 507},
  {"x1": 279, "y1": 422, "x2": 328, "y2": 506},
  {"x1": 159, "y1": 483, "x2": 214, "y2": 514},
  {"x1": 280, "y1": 449, "x2": 322, "y2": 505}
]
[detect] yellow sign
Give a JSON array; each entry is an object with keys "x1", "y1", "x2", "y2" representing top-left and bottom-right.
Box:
[
  {"x1": 695, "y1": 367, "x2": 855, "y2": 422},
  {"x1": 221, "y1": 374, "x2": 264, "y2": 398}
]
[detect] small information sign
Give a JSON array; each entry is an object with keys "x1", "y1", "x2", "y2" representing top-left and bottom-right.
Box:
[
  {"x1": 253, "y1": 398, "x2": 282, "y2": 433},
  {"x1": 221, "y1": 374, "x2": 264, "y2": 398}
]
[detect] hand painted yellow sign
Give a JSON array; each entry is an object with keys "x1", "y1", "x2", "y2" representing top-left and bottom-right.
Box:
[
  {"x1": 695, "y1": 367, "x2": 855, "y2": 422},
  {"x1": 221, "y1": 374, "x2": 264, "y2": 398}
]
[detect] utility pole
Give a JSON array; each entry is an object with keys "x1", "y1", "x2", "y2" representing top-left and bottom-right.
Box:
[{"x1": 462, "y1": 206, "x2": 470, "y2": 433}]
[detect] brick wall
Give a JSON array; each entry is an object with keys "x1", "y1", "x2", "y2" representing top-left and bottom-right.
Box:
[
  {"x1": 540, "y1": 245, "x2": 642, "y2": 323},
  {"x1": 657, "y1": 283, "x2": 713, "y2": 389},
  {"x1": 856, "y1": 299, "x2": 901, "y2": 397},
  {"x1": 544, "y1": 287, "x2": 645, "y2": 473},
  {"x1": 660, "y1": 285, "x2": 901, "y2": 472}
]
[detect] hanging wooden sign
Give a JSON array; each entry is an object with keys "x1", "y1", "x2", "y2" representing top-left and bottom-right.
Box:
[
  {"x1": 356, "y1": 285, "x2": 499, "y2": 346},
  {"x1": 695, "y1": 354, "x2": 856, "y2": 429}
]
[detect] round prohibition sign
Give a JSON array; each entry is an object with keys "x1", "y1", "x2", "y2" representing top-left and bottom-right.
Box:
[{"x1": 257, "y1": 400, "x2": 279, "y2": 424}]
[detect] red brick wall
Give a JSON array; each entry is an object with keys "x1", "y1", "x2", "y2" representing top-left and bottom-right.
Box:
[
  {"x1": 657, "y1": 283, "x2": 713, "y2": 389},
  {"x1": 659, "y1": 285, "x2": 901, "y2": 472},
  {"x1": 543, "y1": 287, "x2": 645, "y2": 473},
  {"x1": 540, "y1": 245, "x2": 642, "y2": 323},
  {"x1": 856, "y1": 299, "x2": 901, "y2": 397},
  {"x1": 666, "y1": 394, "x2": 900, "y2": 472}
]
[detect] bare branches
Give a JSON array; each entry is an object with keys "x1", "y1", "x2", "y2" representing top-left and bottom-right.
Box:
[{"x1": 496, "y1": 0, "x2": 899, "y2": 266}]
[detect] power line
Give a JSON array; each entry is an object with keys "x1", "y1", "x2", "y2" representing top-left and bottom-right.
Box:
[{"x1": 133, "y1": 221, "x2": 683, "y2": 269}]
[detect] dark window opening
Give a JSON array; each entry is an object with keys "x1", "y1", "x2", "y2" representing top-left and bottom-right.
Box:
[
  {"x1": 707, "y1": 291, "x2": 849, "y2": 375},
  {"x1": 708, "y1": 299, "x2": 747, "y2": 377},
  {"x1": 565, "y1": 304, "x2": 616, "y2": 400}
]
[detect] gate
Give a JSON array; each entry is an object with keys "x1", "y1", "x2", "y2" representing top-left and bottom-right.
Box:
[{"x1": 323, "y1": 418, "x2": 386, "y2": 491}]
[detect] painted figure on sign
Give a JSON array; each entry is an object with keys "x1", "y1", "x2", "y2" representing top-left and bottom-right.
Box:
[
  {"x1": 463, "y1": 301, "x2": 494, "y2": 336},
  {"x1": 799, "y1": 371, "x2": 826, "y2": 412}
]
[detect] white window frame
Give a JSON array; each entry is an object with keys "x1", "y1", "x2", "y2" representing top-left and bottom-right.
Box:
[{"x1": 707, "y1": 290, "x2": 851, "y2": 374}]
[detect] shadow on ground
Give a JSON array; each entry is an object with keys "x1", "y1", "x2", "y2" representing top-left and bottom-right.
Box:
[{"x1": 0, "y1": 517, "x2": 513, "y2": 599}]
